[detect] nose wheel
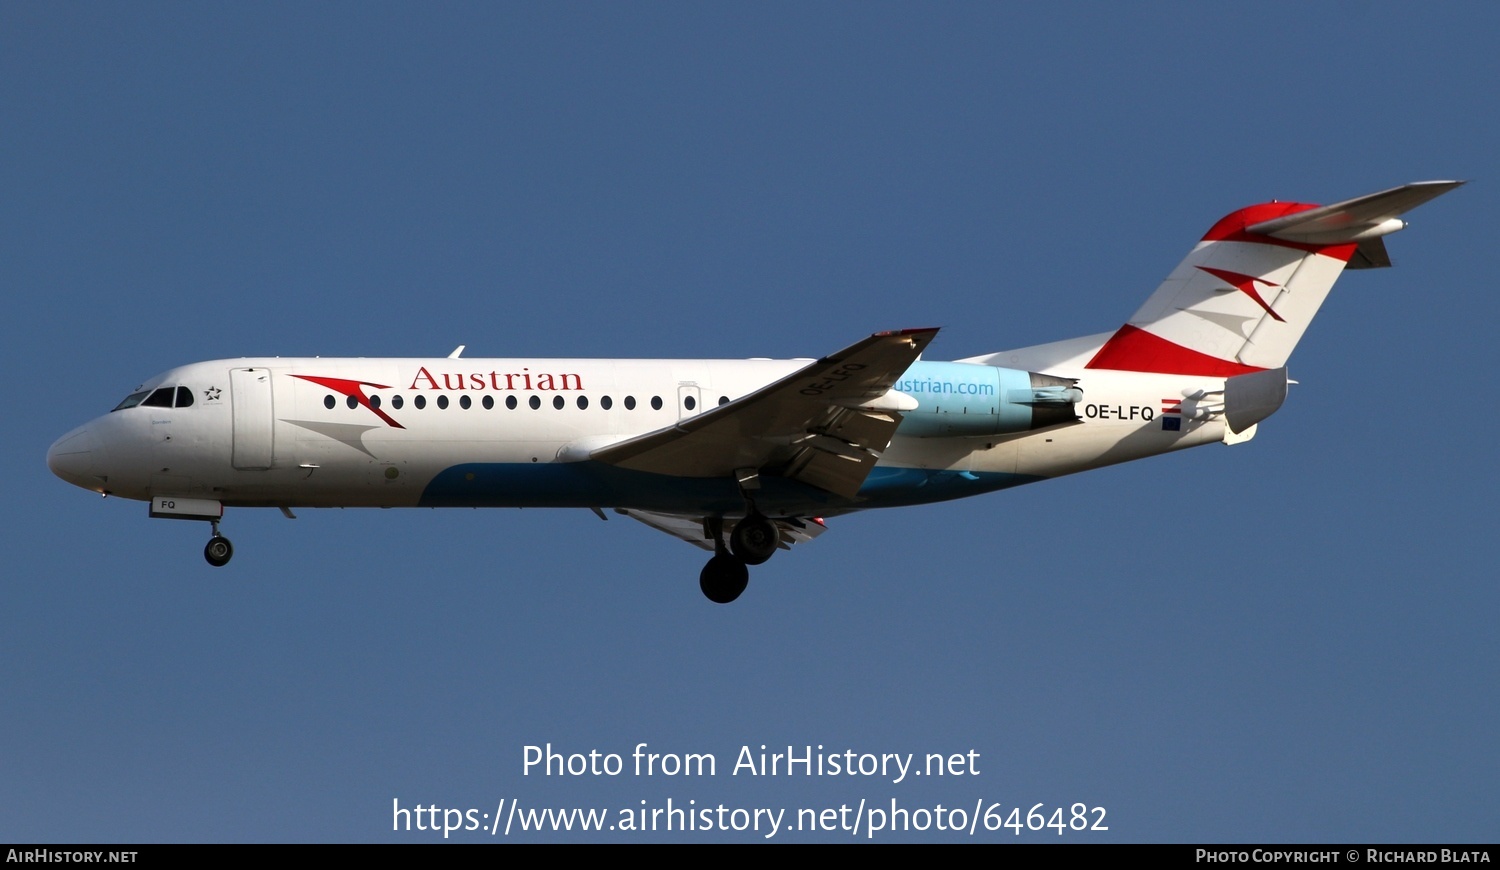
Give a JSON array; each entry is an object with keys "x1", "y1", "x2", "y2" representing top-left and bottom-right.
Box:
[{"x1": 204, "y1": 521, "x2": 234, "y2": 567}]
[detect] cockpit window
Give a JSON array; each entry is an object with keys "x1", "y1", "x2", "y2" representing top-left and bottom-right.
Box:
[
  {"x1": 112, "y1": 385, "x2": 197, "y2": 411},
  {"x1": 142, "y1": 388, "x2": 175, "y2": 408},
  {"x1": 111, "y1": 390, "x2": 151, "y2": 411}
]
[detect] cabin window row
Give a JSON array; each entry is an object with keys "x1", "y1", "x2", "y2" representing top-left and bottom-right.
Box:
[{"x1": 322, "y1": 394, "x2": 734, "y2": 412}]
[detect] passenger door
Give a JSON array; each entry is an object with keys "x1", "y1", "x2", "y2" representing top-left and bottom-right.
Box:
[{"x1": 230, "y1": 367, "x2": 274, "y2": 469}]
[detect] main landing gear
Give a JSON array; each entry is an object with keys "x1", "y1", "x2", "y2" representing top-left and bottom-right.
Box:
[
  {"x1": 698, "y1": 512, "x2": 781, "y2": 604},
  {"x1": 730, "y1": 513, "x2": 779, "y2": 566},
  {"x1": 204, "y1": 520, "x2": 233, "y2": 567},
  {"x1": 699, "y1": 552, "x2": 748, "y2": 604}
]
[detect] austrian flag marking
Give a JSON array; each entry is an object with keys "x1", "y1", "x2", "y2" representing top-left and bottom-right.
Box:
[{"x1": 1161, "y1": 398, "x2": 1182, "y2": 432}]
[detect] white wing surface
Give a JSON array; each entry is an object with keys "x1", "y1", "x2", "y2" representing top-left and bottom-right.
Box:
[{"x1": 590, "y1": 328, "x2": 938, "y2": 499}]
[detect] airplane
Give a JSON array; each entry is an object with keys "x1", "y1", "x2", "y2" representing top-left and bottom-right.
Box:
[{"x1": 48, "y1": 181, "x2": 1461, "y2": 603}]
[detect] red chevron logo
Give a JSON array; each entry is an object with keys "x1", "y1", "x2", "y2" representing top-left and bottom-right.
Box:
[
  {"x1": 1196, "y1": 266, "x2": 1286, "y2": 323},
  {"x1": 291, "y1": 375, "x2": 405, "y2": 429}
]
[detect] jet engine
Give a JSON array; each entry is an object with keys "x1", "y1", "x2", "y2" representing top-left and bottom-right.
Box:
[{"x1": 894, "y1": 361, "x2": 1081, "y2": 437}]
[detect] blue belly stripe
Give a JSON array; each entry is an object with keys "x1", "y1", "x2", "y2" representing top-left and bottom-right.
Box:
[{"x1": 418, "y1": 461, "x2": 1042, "y2": 514}]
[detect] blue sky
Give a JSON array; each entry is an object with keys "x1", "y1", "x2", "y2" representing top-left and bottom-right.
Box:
[{"x1": 4, "y1": 2, "x2": 1496, "y2": 843}]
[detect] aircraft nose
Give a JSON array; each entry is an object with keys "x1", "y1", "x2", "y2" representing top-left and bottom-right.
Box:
[{"x1": 47, "y1": 426, "x2": 99, "y2": 487}]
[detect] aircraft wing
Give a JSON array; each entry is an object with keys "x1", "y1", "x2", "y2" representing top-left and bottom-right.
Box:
[
  {"x1": 615, "y1": 509, "x2": 829, "y2": 552},
  {"x1": 590, "y1": 328, "x2": 938, "y2": 498}
]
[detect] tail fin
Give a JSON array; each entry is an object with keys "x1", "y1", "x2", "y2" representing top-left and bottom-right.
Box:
[{"x1": 1085, "y1": 181, "x2": 1463, "y2": 376}]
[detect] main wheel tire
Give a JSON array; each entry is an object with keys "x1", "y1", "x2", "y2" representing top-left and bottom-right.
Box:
[
  {"x1": 699, "y1": 554, "x2": 749, "y2": 604},
  {"x1": 204, "y1": 535, "x2": 234, "y2": 567},
  {"x1": 730, "y1": 515, "x2": 779, "y2": 566}
]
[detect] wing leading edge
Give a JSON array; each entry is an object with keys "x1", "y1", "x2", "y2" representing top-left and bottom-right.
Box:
[{"x1": 590, "y1": 328, "x2": 938, "y2": 499}]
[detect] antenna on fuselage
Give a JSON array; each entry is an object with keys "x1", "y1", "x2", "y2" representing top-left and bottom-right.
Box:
[{"x1": 448, "y1": 345, "x2": 465, "y2": 359}]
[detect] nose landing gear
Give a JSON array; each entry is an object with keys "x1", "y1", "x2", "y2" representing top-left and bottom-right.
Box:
[
  {"x1": 148, "y1": 498, "x2": 235, "y2": 568},
  {"x1": 204, "y1": 520, "x2": 233, "y2": 567}
]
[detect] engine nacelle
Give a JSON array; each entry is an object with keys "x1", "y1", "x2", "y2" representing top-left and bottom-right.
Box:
[{"x1": 893, "y1": 361, "x2": 1081, "y2": 438}]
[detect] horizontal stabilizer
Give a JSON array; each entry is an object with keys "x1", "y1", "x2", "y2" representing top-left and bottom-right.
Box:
[{"x1": 1247, "y1": 180, "x2": 1464, "y2": 244}]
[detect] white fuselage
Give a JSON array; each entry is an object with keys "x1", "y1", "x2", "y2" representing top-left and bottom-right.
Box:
[{"x1": 48, "y1": 355, "x2": 1229, "y2": 518}]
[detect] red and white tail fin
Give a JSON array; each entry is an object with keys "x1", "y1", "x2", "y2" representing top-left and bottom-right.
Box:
[{"x1": 1085, "y1": 181, "x2": 1463, "y2": 377}]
